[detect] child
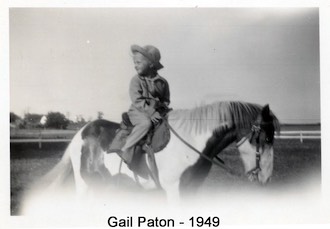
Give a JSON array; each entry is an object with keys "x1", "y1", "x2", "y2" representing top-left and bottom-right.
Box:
[{"x1": 121, "y1": 45, "x2": 170, "y2": 173}]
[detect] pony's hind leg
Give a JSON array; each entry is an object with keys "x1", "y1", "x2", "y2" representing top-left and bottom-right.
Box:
[{"x1": 70, "y1": 139, "x2": 89, "y2": 199}]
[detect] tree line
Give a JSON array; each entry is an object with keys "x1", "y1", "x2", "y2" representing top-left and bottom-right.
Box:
[{"x1": 10, "y1": 111, "x2": 95, "y2": 130}]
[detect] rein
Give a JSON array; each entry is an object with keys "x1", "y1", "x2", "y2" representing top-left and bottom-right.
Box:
[{"x1": 164, "y1": 120, "x2": 238, "y2": 176}]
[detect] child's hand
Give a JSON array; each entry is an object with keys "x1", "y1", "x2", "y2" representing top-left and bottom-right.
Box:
[
  {"x1": 149, "y1": 98, "x2": 159, "y2": 108},
  {"x1": 151, "y1": 112, "x2": 162, "y2": 124},
  {"x1": 149, "y1": 99, "x2": 156, "y2": 107}
]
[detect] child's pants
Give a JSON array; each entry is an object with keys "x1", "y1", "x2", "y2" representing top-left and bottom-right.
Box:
[{"x1": 121, "y1": 110, "x2": 152, "y2": 163}]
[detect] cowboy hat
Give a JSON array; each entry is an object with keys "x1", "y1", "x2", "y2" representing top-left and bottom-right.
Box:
[{"x1": 131, "y1": 44, "x2": 164, "y2": 70}]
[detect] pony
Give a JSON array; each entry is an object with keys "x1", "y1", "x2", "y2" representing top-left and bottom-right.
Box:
[{"x1": 38, "y1": 101, "x2": 280, "y2": 203}]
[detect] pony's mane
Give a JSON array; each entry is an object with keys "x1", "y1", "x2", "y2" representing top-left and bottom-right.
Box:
[{"x1": 168, "y1": 101, "x2": 279, "y2": 134}]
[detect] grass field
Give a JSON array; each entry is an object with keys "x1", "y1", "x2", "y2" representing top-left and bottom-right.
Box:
[
  {"x1": 10, "y1": 138, "x2": 321, "y2": 216},
  {"x1": 10, "y1": 143, "x2": 67, "y2": 215},
  {"x1": 280, "y1": 124, "x2": 320, "y2": 131}
]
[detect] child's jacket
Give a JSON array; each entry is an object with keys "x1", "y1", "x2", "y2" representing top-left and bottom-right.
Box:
[{"x1": 128, "y1": 74, "x2": 170, "y2": 116}]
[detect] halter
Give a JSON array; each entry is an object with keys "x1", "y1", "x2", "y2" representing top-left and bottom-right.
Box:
[
  {"x1": 245, "y1": 125, "x2": 262, "y2": 180},
  {"x1": 244, "y1": 121, "x2": 274, "y2": 181}
]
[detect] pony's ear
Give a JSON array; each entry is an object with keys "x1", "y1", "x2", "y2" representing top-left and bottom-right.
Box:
[{"x1": 261, "y1": 104, "x2": 271, "y2": 120}]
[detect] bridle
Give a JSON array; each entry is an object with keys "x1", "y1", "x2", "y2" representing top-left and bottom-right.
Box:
[
  {"x1": 240, "y1": 120, "x2": 275, "y2": 181},
  {"x1": 246, "y1": 124, "x2": 263, "y2": 179}
]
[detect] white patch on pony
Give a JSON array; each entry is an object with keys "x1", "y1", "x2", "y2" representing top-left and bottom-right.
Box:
[
  {"x1": 154, "y1": 130, "x2": 213, "y2": 202},
  {"x1": 238, "y1": 140, "x2": 257, "y2": 173},
  {"x1": 258, "y1": 145, "x2": 274, "y2": 184}
]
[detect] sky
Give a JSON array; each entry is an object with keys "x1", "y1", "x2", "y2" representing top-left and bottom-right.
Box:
[{"x1": 9, "y1": 8, "x2": 320, "y2": 123}]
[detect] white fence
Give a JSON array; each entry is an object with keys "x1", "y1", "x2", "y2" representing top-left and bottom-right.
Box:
[{"x1": 275, "y1": 130, "x2": 321, "y2": 143}]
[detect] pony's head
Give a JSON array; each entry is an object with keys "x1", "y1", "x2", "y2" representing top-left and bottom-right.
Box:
[
  {"x1": 238, "y1": 104, "x2": 279, "y2": 184},
  {"x1": 171, "y1": 101, "x2": 280, "y2": 186}
]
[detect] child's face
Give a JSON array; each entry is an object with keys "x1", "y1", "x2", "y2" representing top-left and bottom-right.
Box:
[{"x1": 133, "y1": 53, "x2": 152, "y2": 76}]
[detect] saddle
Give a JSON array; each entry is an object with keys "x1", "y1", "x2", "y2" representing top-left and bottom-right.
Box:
[{"x1": 108, "y1": 112, "x2": 171, "y2": 179}]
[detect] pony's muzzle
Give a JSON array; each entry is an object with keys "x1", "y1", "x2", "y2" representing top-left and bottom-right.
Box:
[
  {"x1": 246, "y1": 167, "x2": 261, "y2": 182},
  {"x1": 246, "y1": 167, "x2": 272, "y2": 185}
]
